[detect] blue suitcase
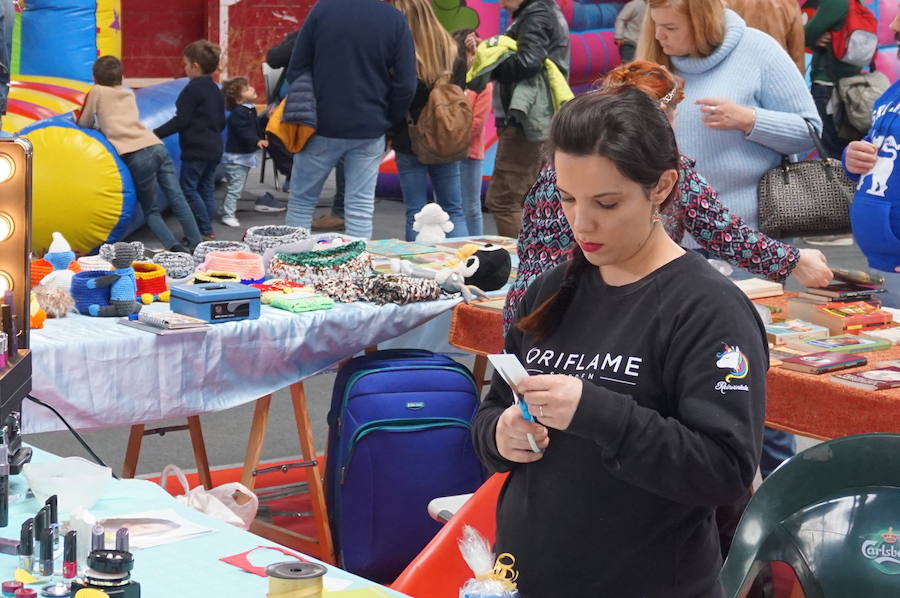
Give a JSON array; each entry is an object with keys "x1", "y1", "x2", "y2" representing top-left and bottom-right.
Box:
[{"x1": 325, "y1": 349, "x2": 485, "y2": 582}]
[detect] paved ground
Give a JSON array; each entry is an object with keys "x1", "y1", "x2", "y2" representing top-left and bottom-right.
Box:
[{"x1": 25, "y1": 157, "x2": 847, "y2": 474}]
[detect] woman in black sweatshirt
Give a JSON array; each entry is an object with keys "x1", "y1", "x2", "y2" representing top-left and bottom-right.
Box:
[{"x1": 472, "y1": 87, "x2": 767, "y2": 597}]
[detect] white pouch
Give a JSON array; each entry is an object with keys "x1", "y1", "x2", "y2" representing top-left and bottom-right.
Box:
[{"x1": 159, "y1": 464, "x2": 259, "y2": 530}]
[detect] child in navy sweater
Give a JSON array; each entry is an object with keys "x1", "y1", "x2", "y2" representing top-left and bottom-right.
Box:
[
  {"x1": 220, "y1": 77, "x2": 267, "y2": 227},
  {"x1": 154, "y1": 39, "x2": 226, "y2": 238}
]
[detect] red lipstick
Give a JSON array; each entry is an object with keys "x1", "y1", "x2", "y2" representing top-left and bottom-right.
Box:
[{"x1": 578, "y1": 241, "x2": 604, "y2": 253}]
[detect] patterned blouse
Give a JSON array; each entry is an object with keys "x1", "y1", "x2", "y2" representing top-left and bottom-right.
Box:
[{"x1": 503, "y1": 155, "x2": 801, "y2": 332}]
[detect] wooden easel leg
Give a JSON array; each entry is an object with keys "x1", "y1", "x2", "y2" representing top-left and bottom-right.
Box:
[
  {"x1": 186, "y1": 416, "x2": 213, "y2": 490},
  {"x1": 122, "y1": 424, "x2": 145, "y2": 479},
  {"x1": 289, "y1": 381, "x2": 336, "y2": 565},
  {"x1": 473, "y1": 354, "x2": 489, "y2": 392},
  {"x1": 241, "y1": 394, "x2": 273, "y2": 491}
]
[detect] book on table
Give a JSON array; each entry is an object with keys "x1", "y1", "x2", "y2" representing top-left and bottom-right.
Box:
[
  {"x1": 832, "y1": 366, "x2": 900, "y2": 391},
  {"x1": 780, "y1": 351, "x2": 868, "y2": 374},
  {"x1": 732, "y1": 278, "x2": 783, "y2": 299},
  {"x1": 365, "y1": 239, "x2": 441, "y2": 258},
  {"x1": 770, "y1": 346, "x2": 810, "y2": 362},
  {"x1": 786, "y1": 299, "x2": 893, "y2": 335},
  {"x1": 786, "y1": 333, "x2": 892, "y2": 354},
  {"x1": 764, "y1": 319, "x2": 829, "y2": 345},
  {"x1": 860, "y1": 327, "x2": 900, "y2": 345},
  {"x1": 804, "y1": 282, "x2": 886, "y2": 299},
  {"x1": 118, "y1": 318, "x2": 210, "y2": 336},
  {"x1": 138, "y1": 311, "x2": 209, "y2": 329}
]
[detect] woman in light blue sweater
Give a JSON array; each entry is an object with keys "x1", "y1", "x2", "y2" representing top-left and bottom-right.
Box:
[{"x1": 639, "y1": 1, "x2": 820, "y2": 248}]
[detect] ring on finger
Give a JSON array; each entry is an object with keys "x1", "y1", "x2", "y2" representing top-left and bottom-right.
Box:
[{"x1": 539, "y1": 405, "x2": 545, "y2": 418}]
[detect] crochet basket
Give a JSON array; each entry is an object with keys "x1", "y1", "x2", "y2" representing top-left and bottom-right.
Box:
[
  {"x1": 200, "y1": 251, "x2": 266, "y2": 284},
  {"x1": 193, "y1": 240, "x2": 251, "y2": 265},
  {"x1": 152, "y1": 252, "x2": 196, "y2": 280},
  {"x1": 76, "y1": 255, "x2": 113, "y2": 272},
  {"x1": 132, "y1": 262, "x2": 170, "y2": 303},
  {"x1": 269, "y1": 239, "x2": 372, "y2": 285},
  {"x1": 70, "y1": 270, "x2": 112, "y2": 315},
  {"x1": 243, "y1": 225, "x2": 309, "y2": 255}
]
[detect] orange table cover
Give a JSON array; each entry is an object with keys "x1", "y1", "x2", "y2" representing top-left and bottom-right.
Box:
[{"x1": 449, "y1": 294, "x2": 900, "y2": 440}]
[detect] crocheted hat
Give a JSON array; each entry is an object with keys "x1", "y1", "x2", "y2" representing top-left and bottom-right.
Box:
[
  {"x1": 77, "y1": 255, "x2": 113, "y2": 272},
  {"x1": 45, "y1": 232, "x2": 76, "y2": 271},
  {"x1": 200, "y1": 251, "x2": 265, "y2": 284},
  {"x1": 70, "y1": 270, "x2": 112, "y2": 315},
  {"x1": 193, "y1": 240, "x2": 251, "y2": 265},
  {"x1": 132, "y1": 262, "x2": 170, "y2": 304},
  {"x1": 244, "y1": 225, "x2": 309, "y2": 255},
  {"x1": 152, "y1": 251, "x2": 196, "y2": 282}
]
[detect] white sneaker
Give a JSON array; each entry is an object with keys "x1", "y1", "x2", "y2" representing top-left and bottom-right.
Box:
[{"x1": 221, "y1": 215, "x2": 241, "y2": 228}]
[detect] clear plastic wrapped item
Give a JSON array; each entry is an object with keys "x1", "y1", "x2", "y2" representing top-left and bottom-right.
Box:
[{"x1": 458, "y1": 525, "x2": 520, "y2": 598}]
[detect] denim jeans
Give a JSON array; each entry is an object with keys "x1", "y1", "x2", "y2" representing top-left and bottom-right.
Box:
[
  {"x1": 122, "y1": 144, "x2": 202, "y2": 249},
  {"x1": 180, "y1": 159, "x2": 219, "y2": 235},
  {"x1": 460, "y1": 157, "x2": 484, "y2": 236},
  {"x1": 332, "y1": 159, "x2": 345, "y2": 219},
  {"x1": 222, "y1": 163, "x2": 250, "y2": 218},
  {"x1": 287, "y1": 135, "x2": 384, "y2": 238},
  {"x1": 811, "y1": 83, "x2": 845, "y2": 160},
  {"x1": 395, "y1": 152, "x2": 468, "y2": 242}
]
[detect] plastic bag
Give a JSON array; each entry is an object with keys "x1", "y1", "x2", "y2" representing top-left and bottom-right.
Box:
[
  {"x1": 159, "y1": 465, "x2": 259, "y2": 530},
  {"x1": 458, "y1": 525, "x2": 519, "y2": 598}
]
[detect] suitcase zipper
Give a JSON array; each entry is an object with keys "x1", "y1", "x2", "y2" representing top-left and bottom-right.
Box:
[{"x1": 340, "y1": 417, "x2": 472, "y2": 485}]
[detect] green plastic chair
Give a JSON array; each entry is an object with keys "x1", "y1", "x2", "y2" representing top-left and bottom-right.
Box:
[{"x1": 721, "y1": 434, "x2": 900, "y2": 597}]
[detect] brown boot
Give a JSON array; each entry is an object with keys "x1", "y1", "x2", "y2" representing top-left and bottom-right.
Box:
[{"x1": 311, "y1": 213, "x2": 345, "y2": 231}]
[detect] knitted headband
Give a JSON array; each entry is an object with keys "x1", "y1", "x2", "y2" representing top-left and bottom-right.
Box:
[
  {"x1": 200, "y1": 251, "x2": 266, "y2": 282},
  {"x1": 243, "y1": 225, "x2": 310, "y2": 255},
  {"x1": 193, "y1": 240, "x2": 251, "y2": 264}
]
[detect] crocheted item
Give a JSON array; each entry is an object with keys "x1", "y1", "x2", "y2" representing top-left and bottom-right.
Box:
[
  {"x1": 314, "y1": 274, "x2": 442, "y2": 304},
  {"x1": 77, "y1": 255, "x2": 113, "y2": 272},
  {"x1": 362, "y1": 274, "x2": 442, "y2": 305},
  {"x1": 270, "y1": 294, "x2": 335, "y2": 313},
  {"x1": 250, "y1": 279, "x2": 307, "y2": 304},
  {"x1": 314, "y1": 278, "x2": 367, "y2": 303},
  {"x1": 200, "y1": 251, "x2": 266, "y2": 282},
  {"x1": 189, "y1": 271, "x2": 241, "y2": 284},
  {"x1": 243, "y1": 225, "x2": 309, "y2": 255},
  {"x1": 31, "y1": 259, "x2": 80, "y2": 289},
  {"x1": 71, "y1": 270, "x2": 112, "y2": 314},
  {"x1": 132, "y1": 262, "x2": 170, "y2": 304},
  {"x1": 193, "y1": 240, "x2": 251, "y2": 265},
  {"x1": 269, "y1": 240, "x2": 372, "y2": 285},
  {"x1": 152, "y1": 252, "x2": 196, "y2": 280}
]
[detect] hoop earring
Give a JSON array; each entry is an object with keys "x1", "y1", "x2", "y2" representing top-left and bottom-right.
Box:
[{"x1": 651, "y1": 205, "x2": 662, "y2": 225}]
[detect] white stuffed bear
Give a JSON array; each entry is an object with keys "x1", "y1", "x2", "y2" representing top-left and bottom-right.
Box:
[{"x1": 413, "y1": 203, "x2": 454, "y2": 243}]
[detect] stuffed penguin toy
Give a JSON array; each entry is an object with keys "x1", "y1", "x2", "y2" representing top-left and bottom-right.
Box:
[{"x1": 463, "y1": 244, "x2": 511, "y2": 292}]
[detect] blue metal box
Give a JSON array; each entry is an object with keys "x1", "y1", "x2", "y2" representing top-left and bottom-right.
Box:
[{"x1": 170, "y1": 282, "x2": 261, "y2": 323}]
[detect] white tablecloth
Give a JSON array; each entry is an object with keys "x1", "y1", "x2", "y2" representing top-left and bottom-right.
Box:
[{"x1": 25, "y1": 298, "x2": 462, "y2": 433}]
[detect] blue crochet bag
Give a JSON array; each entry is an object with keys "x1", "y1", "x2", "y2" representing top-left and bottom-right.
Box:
[{"x1": 71, "y1": 270, "x2": 112, "y2": 315}]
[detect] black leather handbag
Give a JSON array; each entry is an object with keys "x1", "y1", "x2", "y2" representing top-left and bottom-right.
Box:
[{"x1": 758, "y1": 120, "x2": 855, "y2": 238}]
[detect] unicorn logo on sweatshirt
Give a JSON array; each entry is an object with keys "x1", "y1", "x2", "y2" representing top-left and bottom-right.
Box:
[
  {"x1": 715, "y1": 345, "x2": 750, "y2": 394},
  {"x1": 860, "y1": 135, "x2": 898, "y2": 197}
]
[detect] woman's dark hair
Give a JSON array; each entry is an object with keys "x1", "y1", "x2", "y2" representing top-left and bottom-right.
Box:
[{"x1": 518, "y1": 86, "x2": 680, "y2": 339}]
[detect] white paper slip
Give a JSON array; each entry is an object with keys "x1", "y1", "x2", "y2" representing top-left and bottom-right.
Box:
[{"x1": 488, "y1": 354, "x2": 542, "y2": 453}]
